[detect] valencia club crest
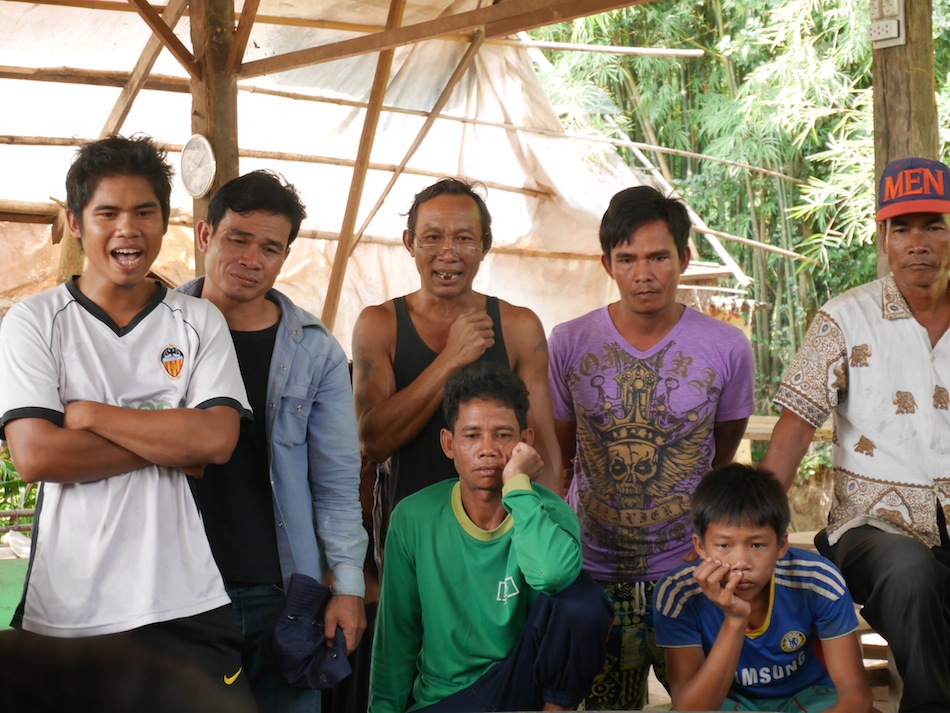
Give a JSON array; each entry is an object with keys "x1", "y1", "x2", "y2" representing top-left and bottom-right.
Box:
[{"x1": 160, "y1": 346, "x2": 185, "y2": 379}]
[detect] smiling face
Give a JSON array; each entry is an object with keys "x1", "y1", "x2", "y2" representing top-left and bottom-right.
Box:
[
  {"x1": 883, "y1": 212, "x2": 950, "y2": 294},
  {"x1": 602, "y1": 218, "x2": 689, "y2": 320},
  {"x1": 197, "y1": 209, "x2": 292, "y2": 307},
  {"x1": 68, "y1": 175, "x2": 165, "y2": 293},
  {"x1": 403, "y1": 193, "x2": 486, "y2": 299},
  {"x1": 694, "y1": 519, "x2": 788, "y2": 604},
  {"x1": 440, "y1": 397, "x2": 530, "y2": 496}
]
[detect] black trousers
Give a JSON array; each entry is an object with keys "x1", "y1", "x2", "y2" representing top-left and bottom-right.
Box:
[
  {"x1": 816, "y1": 525, "x2": 950, "y2": 713},
  {"x1": 414, "y1": 572, "x2": 613, "y2": 713}
]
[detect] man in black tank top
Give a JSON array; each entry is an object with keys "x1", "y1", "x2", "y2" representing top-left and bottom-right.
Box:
[
  {"x1": 352, "y1": 178, "x2": 562, "y2": 567},
  {"x1": 389, "y1": 294, "x2": 509, "y2": 500}
]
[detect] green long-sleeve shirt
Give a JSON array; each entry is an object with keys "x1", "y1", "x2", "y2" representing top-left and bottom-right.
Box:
[{"x1": 368, "y1": 475, "x2": 583, "y2": 713}]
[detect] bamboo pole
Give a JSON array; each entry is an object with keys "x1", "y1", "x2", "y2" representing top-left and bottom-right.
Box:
[
  {"x1": 354, "y1": 31, "x2": 486, "y2": 246},
  {"x1": 321, "y1": 0, "x2": 407, "y2": 331},
  {"x1": 100, "y1": 0, "x2": 188, "y2": 137}
]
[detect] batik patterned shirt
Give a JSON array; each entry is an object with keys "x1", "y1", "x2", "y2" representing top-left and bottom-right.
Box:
[{"x1": 775, "y1": 274, "x2": 950, "y2": 546}]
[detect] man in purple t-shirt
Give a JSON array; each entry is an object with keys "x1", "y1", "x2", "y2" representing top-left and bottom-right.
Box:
[{"x1": 548, "y1": 186, "x2": 754, "y2": 710}]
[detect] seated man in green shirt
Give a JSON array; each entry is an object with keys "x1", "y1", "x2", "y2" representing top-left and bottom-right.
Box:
[{"x1": 368, "y1": 363, "x2": 613, "y2": 713}]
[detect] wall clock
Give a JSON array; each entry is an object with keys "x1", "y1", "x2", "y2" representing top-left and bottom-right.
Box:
[{"x1": 181, "y1": 134, "x2": 216, "y2": 198}]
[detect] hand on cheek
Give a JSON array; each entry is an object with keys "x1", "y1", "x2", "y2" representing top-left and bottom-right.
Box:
[{"x1": 502, "y1": 441, "x2": 543, "y2": 484}]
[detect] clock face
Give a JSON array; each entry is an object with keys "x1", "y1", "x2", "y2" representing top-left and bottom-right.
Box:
[{"x1": 181, "y1": 134, "x2": 216, "y2": 198}]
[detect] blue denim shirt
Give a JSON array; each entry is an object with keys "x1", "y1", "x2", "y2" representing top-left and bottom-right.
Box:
[{"x1": 180, "y1": 278, "x2": 367, "y2": 596}]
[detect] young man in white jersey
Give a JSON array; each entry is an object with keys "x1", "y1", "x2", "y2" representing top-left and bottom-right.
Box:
[{"x1": 0, "y1": 136, "x2": 252, "y2": 702}]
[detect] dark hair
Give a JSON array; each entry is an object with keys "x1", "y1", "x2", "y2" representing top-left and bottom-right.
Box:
[
  {"x1": 442, "y1": 363, "x2": 529, "y2": 431},
  {"x1": 66, "y1": 135, "x2": 173, "y2": 230},
  {"x1": 599, "y1": 186, "x2": 691, "y2": 260},
  {"x1": 207, "y1": 170, "x2": 307, "y2": 245},
  {"x1": 690, "y1": 464, "x2": 790, "y2": 540},
  {"x1": 406, "y1": 178, "x2": 493, "y2": 250}
]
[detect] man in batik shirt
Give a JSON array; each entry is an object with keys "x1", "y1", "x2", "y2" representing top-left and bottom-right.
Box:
[{"x1": 763, "y1": 157, "x2": 950, "y2": 712}]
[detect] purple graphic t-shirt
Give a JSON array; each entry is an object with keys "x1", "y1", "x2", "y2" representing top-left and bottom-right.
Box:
[{"x1": 548, "y1": 306, "x2": 754, "y2": 582}]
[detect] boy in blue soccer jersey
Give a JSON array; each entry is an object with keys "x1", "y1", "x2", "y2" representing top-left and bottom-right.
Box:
[{"x1": 653, "y1": 465, "x2": 871, "y2": 712}]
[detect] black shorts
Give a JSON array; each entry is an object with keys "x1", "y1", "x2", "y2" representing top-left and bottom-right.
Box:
[
  {"x1": 0, "y1": 614, "x2": 256, "y2": 713},
  {"x1": 129, "y1": 605, "x2": 253, "y2": 703}
]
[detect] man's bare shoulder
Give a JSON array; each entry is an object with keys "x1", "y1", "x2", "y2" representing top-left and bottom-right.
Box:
[
  {"x1": 496, "y1": 298, "x2": 543, "y2": 329},
  {"x1": 356, "y1": 300, "x2": 397, "y2": 328},
  {"x1": 496, "y1": 298, "x2": 546, "y2": 363},
  {"x1": 353, "y1": 300, "x2": 398, "y2": 355}
]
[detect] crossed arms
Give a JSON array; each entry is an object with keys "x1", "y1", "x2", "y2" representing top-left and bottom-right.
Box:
[{"x1": 6, "y1": 402, "x2": 239, "y2": 484}]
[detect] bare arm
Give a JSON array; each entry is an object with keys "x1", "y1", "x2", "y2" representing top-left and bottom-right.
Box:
[
  {"x1": 508, "y1": 307, "x2": 562, "y2": 493},
  {"x1": 554, "y1": 418, "x2": 577, "y2": 496},
  {"x1": 5, "y1": 417, "x2": 148, "y2": 484},
  {"x1": 65, "y1": 401, "x2": 240, "y2": 468},
  {"x1": 668, "y1": 557, "x2": 752, "y2": 709},
  {"x1": 712, "y1": 417, "x2": 749, "y2": 468},
  {"x1": 667, "y1": 624, "x2": 745, "y2": 710},
  {"x1": 820, "y1": 634, "x2": 872, "y2": 713},
  {"x1": 352, "y1": 304, "x2": 493, "y2": 462},
  {"x1": 760, "y1": 409, "x2": 818, "y2": 492}
]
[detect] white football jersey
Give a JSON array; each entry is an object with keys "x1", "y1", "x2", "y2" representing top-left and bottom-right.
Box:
[{"x1": 0, "y1": 280, "x2": 250, "y2": 637}]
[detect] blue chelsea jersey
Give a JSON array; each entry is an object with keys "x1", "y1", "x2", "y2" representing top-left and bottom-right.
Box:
[{"x1": 653, "y1": 547, "x2": 858, "y2": 699}]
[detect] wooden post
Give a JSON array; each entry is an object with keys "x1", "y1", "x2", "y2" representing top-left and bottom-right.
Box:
[
  {"x1": 872, "y1": 0, "x2": 938, "y2": 276},
  {"x1": 54, "y1": 208, "x2": 85, "y2": 284},
  {"x1": 189, "y1": 0, "x2": 238, "y2": 276}
]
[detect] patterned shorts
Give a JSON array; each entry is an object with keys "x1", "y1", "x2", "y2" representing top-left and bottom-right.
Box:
[{"x1": 580, "y1": 580, "x2": 668, "y2": 711}]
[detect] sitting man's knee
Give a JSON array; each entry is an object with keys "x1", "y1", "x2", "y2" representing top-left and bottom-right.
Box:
[
  {"x1": 549, "y1": 572, "x2": 613, "y2": 634},
  {"x1": 868, "y1": 542, "x2": 948, "y2": 601}
]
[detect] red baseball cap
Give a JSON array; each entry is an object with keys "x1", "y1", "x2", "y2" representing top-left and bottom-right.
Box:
[{"x1": 876, "y1": 157, "x2": 950, "y2": 222}]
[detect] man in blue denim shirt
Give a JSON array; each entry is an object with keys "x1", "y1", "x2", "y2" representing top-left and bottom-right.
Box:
[{"x1": 180, "y1": 171, "x2": 367, "y2": 713}]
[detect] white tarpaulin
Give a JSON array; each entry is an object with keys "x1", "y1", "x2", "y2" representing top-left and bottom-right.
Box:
[{"x1": 0, "y1": 0, "x2": 746, "y2": 350}]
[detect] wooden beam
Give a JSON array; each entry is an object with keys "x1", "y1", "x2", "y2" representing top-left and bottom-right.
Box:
[
  {"x1": 0, "y1": 65, "x2": 190, "y2": 92},
  {"x1": 871, "y1": 0, "x2": 938, "y2": 277},
  {"x1": 483, "y1": 0, "x2": 652, "y2": 39},
  {"x1": 227, "y1": 0, "x2": 261, "y2": 73},
  {"x1": 238, "y1": 0, "x2": 648, "y2": 78},
  {"x1": 14, "y1": 0, "x2": 383, "y2": 33},
  {"x1": 491, "y1": 37, "x2": 703, "y2": 57},
  {"x1": 743, "y1": 415, "x2": 833, "y2": 442},
  {"x1": 127, "y1": 0, "x2": 200, "y2": 80},
  {"x1": 189, "y1": 0, "x2": 238, "y2": 275},
  {"x1": 1, "y1": 64, "x2": 793, "y2": 183},
  {"x1": 0, "y1": 135, "x2": 552, "y2": 200},
  {"x1": 321, "y1": 0, "x2": 407, "y2": 331},
  {"x1": 691, "y1": 226, "x2": 814, "y2": 264},
  {"x1": 101, "y1": 0, "x2": 189, "y2": 137},
  {"x1": 12, "y1": 0, "x2": 684, "y2": 55},
  {"x1": 355, "y1": 31, "x2": 485, "y2": 244},
  {"x1": 0, "y1": 200, "x2": 58, "y2": 223}
]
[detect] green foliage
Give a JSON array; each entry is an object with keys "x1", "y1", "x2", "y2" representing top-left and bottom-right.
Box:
[
  {"x1": 795, "y1": 442, "x2": 833, "y2": 486},
  {"x1": 532, "y1": 0, "x2": 950, "y2": 408},
  {"x1": 0, "y1": 445, "x2": 35, "y2": 524}
]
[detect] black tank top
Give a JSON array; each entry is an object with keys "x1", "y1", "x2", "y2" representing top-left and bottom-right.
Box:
[{"x1": 389, "y1": 295, "x2": 510, "y2": 505}]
